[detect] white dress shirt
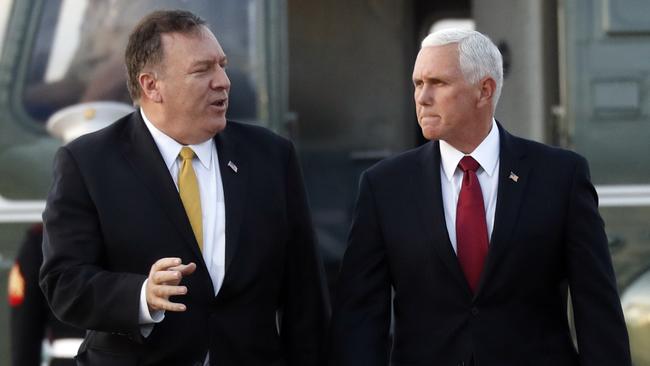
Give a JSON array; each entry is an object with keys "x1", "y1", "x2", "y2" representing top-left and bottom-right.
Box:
[
  {"x1": 137, "y1": 109, "x2": 226, "y2": 346},
  {"x1": 439, "y1": 119, "x2": 500, "y2": 253}
]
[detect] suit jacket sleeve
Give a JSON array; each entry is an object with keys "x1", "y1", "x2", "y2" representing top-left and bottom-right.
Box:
[
  {"x1": 39, "y1": 147, "x2": 146, "y2": 337},
  {"x1": 565, "y1": 156, "x2": 631, "y2": 365},
  {"x1": 329, "y1": 171, "x2": 392, "y2": 366},
  {"x1": 280, "y1": 142, "x2": 330, "y2": 366}
]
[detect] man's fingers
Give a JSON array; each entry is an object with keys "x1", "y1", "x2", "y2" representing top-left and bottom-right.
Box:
[
  {"x1": 149, "y1": 297, "x2": 187, "y2": 312},
  {"x1": 146, "y1": 259, "x2": 195, "y2": 312},
  {"x1": 152, "y1": 269, "x2": 182, "y2": 285},
  {"x1": 168, "y1": 262, "x2": 197, "y2": 276},
  {"x1": 153, "y1": 284, "x2": 187, "y2": 297},
  {"x1": 150, "y1": 257, "x2": 182, "y2": 274},
  {"x1": 149, "y1": 259, "x2": 196, "y2": 285},
  {"x1": 146, "y1": 283, "x2": 189, "y2": 312}
]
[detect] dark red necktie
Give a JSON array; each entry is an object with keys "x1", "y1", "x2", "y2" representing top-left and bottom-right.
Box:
[{"x1": 456, "y1": 156, "x2": 488, "y2": 293}]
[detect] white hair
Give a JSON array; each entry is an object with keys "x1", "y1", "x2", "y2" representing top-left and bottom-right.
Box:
[{"x1": 421, "y1": 28, "x2": 503, "y2": 109}]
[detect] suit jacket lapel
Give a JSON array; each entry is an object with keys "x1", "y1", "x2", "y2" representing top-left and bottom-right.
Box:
[
  {"x1": 415, "y1": 141, "x2": 471, "y2": 293},
  {"x1": 475, "y1": 124, "x2": 529, "y2": 295},
  {"x1": 119, "y1": 113, "x2": 206, "y2": 264},
  {"x1": 214, "y1": 127, "x2": 248, "y2": 274}
]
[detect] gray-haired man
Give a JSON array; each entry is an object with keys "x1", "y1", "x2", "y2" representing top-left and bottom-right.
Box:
[{"x1": 329, "y1": 28, "x2": 630, "y2": 366}]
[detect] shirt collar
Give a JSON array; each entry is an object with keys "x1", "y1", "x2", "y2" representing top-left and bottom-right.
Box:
[
  {"x1": 140, "y1": 108, "x2": 213, "y2": 170},
  {"x1": 439, "y1": 118, "x2": 500, "y2": 181}
]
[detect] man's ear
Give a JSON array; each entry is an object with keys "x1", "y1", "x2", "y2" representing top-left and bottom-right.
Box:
[
  {"x1": 477, "y1": 77, "x2": 496, "y2": 108},
  {"x1": 138, "y1": 72, "x2": 162, "y2": 103}
]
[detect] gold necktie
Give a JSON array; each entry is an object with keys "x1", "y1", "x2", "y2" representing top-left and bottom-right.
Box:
[{"x1": 178, "y1": 147, "x2": 203, "y2": 250}]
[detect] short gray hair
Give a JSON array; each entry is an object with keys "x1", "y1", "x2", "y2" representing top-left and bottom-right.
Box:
[{"x1": 421, "y1": 29, "x2": 503, "y2": 109}]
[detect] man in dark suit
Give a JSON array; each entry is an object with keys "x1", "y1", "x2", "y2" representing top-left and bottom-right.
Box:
[
  {"x1": 40, "y1": 10, "x2": 328, "y2": 366},
  {"x1": 328, "y1": 28, "x2": 630, "y2": 366}
]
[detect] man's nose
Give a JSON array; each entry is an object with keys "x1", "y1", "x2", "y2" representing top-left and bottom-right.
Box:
[
  {"x1": 416, "y1": 85, "x2": 433, "y2": 105},
  {"x1": 211, "y1": 67, "x2": 231, "y2": 91}
]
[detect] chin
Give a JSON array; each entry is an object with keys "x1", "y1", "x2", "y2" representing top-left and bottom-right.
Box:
[
  {"x1": 421, "y1": 127, "x2": 440, "y2": 141},
  {"x1": 192, "y1": 119, "x2": 226, "y2": 142},
  {"x1": 209, "y1": 118, "x2": 227, "y2": 134}
]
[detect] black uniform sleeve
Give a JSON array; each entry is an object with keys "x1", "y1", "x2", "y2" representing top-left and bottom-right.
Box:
[{"x1": 10, "y1": 225, "x2": 48, "y2": 366}]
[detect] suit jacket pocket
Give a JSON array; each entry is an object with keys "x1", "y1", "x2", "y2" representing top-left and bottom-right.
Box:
[
  {"x1": 75, "y1": 330, "x2": 140, "y2": 366},
  {"x1": 523, "y1": 335, "x2": 578, "y2": 366}
]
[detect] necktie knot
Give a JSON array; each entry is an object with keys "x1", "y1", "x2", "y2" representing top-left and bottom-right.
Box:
[
  {"x1": 179, "y1": 146, "x2": 196, "y2": 161},
  {"x1": 459, "y1": 156, "x2": 480, "y2": 173}
]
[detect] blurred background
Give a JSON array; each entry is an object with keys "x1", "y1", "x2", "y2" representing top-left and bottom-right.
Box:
[{"x1": 0, "y1": 0, "x2": 648, "y2": 364}]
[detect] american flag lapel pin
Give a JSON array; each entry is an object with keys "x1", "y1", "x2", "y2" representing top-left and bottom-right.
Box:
[
  {"x1": 228, "y1": 161, "x2": 238, "y2": 173},
  {"x1": 509, "y1": 171, "x2": 519, "y2": 182}
]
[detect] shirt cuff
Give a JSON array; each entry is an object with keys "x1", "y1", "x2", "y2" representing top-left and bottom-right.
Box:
[{"x1": 139, "y1": 279, "x2": 164, "y2": 337}]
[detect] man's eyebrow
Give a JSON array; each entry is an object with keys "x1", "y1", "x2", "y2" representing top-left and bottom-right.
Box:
[
  {"x1": 190, "y1": 59, "x2": 214, "y2": 68},
  {"x1": 413, "y1": 75, "x2": 443, "y2": 83},
  {"x1": 189, "y1": 56, "x2": 228, "y2": 68}
]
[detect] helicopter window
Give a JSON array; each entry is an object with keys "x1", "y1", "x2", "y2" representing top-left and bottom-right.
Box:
[{"x1": 21, "y1": 0, "x2": 261, "y2": 124}]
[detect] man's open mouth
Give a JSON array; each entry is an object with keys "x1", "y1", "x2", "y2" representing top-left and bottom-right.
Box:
[{"x1": 212, "y1": 98, "x2": 228, "y2": 107}]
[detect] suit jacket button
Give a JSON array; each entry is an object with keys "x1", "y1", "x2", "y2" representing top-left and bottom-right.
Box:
[{"x1": 471, "y1": 307, "x2": 479, "y2": 316}]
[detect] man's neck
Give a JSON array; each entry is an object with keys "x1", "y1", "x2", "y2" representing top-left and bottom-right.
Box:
[
  {"x1": 450, "y1": 117, "x2": 494, "y2": 154},
  {"x1": 140, "y1": 104, "x2": 192, "y2": 145}
]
